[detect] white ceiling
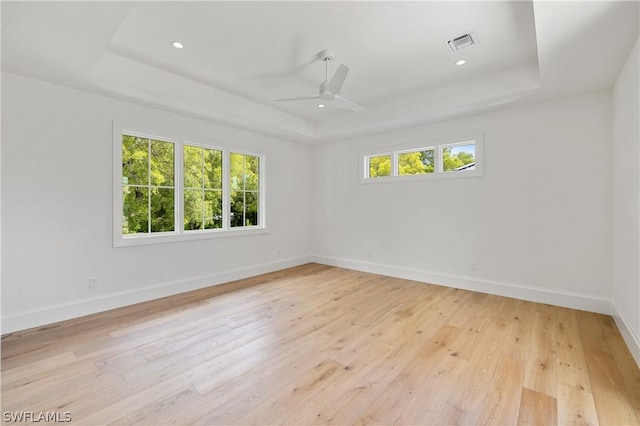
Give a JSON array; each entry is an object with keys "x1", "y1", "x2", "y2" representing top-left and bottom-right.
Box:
[{"x1": 2, "y1": 1, "x2": 638, "y2": 144}]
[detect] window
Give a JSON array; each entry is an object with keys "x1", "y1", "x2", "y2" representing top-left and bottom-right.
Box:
[
  {"x1": 113, "y1": 122, "x2": 266, "y2": 247},
  {"x1": 398, "y1": 148, "x2": 434, "y2": 176},
  {"x1": 121, "y1": 135, "x2": 175, "y2": 235},
  {"x1": 441, "y1": 142, "x2": 476, "y2": 172},
  {"x1": 367, "y1": 154, "x2": 392, "y2": 178},
  {"x1": 230, "y1": 152, "x2": 260, "y2": 227},
  {"x1": 184, "y1": 145, "x2": 223, "y2": 231},
  {"x1": 360, "y1": 134, "x2": 482, "y2": 183}
]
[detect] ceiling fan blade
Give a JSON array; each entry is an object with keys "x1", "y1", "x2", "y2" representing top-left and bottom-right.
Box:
[
  {"x1": 326, "y1": 64, "x2": 349, "y2": 95},
  {"x1": 275, "y1": 95, "x2": 320, "y2": 103},
  {"x1": 332, "y1": 95, "x2": 365, "y2": 112}
]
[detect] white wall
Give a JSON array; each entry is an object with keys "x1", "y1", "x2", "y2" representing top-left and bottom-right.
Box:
[
  {"x1": 1, "y1": 72, "x2": 313, "y2": 333},
  {"x1": 612, "y1": 38, "x2": 640, "y2": 364},
  {"x1": 312, "y1": 91, "x2": 613, "y2": 313}
]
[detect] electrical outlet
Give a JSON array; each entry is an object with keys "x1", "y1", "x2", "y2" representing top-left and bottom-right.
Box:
[
  {"x1": 470, "y1": 262, "x2": 478, "y2": 271},
  {"x1": 89, "y1": 277, "x2": 98, "y2": 288}
]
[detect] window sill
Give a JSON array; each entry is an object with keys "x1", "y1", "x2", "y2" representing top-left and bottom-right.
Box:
[
  {"x1": 360, "y1": 169, "x2": 482, "y2": 184},
  {"x1": 113, "y1": 226, "x2": 269, "y2": 248}
]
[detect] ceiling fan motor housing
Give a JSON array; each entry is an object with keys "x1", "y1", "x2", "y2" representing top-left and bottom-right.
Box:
[{"x1": 318, "y1": 49, "x2": 335, "y2": 62}]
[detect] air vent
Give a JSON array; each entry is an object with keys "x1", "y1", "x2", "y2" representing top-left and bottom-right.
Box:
[{"x1": 446, "y1": 32, "x2": 477, "y2": 53}]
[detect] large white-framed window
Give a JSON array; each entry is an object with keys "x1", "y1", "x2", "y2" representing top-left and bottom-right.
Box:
[
  {"x1": 183, "y1": 143, "x2": 224, "y2": 232},
  {"x1": 230, "y1": 152, "x2": 262, "y2": 228},
  {"x1": 120, "y1": 132, "x2": 178, "y2": 237},
  {"x1": 113, "y1": 122, "x2": 266, "y2": 247},
  {"x1": 360, "y1": 133, "x2": 483, "y2": 183}
]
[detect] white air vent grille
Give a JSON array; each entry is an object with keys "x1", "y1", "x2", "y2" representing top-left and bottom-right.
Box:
[{"x1": 447, "y1": 32, "x2": 477, "y2": 53}]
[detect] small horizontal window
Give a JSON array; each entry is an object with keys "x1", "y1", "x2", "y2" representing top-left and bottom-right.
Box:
[{"x1": 360, "y1": 134, "x2": 482, "y2": 183}]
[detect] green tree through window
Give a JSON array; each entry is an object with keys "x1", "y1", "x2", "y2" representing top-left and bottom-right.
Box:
[
  {"x1": 230, "y1": 152, "x2": 260, "y2": 227},
  {"x1": 442, "y1": 145, "x2": 475, "y2": 172},
  {"x1": 398, "y1": 149, "x2": 435, "y2": 175},
  {"x1": 184, "y1": 145, "x2": 223, "y2": 230},
  {"x1": 122, "y1": 135, "x2": 175, "y2": 234},
  {"x1": 368, "y1": 155, "x2": 391, "y2": 178}
]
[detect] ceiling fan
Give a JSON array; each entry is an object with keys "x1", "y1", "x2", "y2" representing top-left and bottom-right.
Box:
[{"x1": 275, "y1": 49, "x2": 365, "y2": 112}]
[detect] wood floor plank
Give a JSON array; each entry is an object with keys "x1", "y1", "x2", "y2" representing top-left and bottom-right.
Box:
[
  {"x1": 392, "y1": 353, "x2": 470, "y2": 425},
  {"x1": 443, "y1": 311, "x2": 505, "y2": 422},
  {"x1": 523, "y1": 304, "x2": 557, "y2": 398},
  {"x1": 555, "y1": 307, "x2": 599, "y2": 425},
  {"x1": 576, "y1": 310, "x2": 612, "y2": 353},
  {"x1": 109, "y1": 386, "x2": 203, "y2": 425},
  {"x1": 517, "y1": 387, "x2": 558, "y2": 425},
  {"x1": 0, "y1": 351, "x2": 77, "y2": 384},
  {"x1": 599, "y1": 314, "x2": 640, "y2": 419},
  {"x1": 555, "y1": 307, "x2": 592, "y2": 391},
  {"x1": 499, "y1": 299, "x2": 535, "y2": 360},
  {"x1": 556, "y1": 383, "x2": 599, "y2": 426},
  {"x1": 229, "y1": 358, "x2": 346, "y2": 425},
  {"x1": 187, "y1": 334, "x2": 338, "y2": 425},
  {"x1": 584, "y1": 347, "x2": 640, "y2": 425},
  {"x1": 1, "y1": 368, "x2": 126, "y2": 411},
  {"x1": 1, "y1": 357, "x2": 99, "y2": 393},
  {"x1": 72, "y1": 357, "x2": 230, "y2": 425},
  {"x1": 325, "y1": 324, "x2": 463, "y2": 426},
  {"x1": 2, "y1": 263, "x2": 638, "y2": 425},
  {"x1": 477, "y1": 355, "x2": 525, "y2": 425}
]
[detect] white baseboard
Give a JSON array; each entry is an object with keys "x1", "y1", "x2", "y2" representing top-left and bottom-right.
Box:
[
  {"x1": 1, "y1": 255, "x2": 313, "y2": 335},
  {"x1": 611, "y1": 300, "x2": 640, "y2": 367},
  {"x1": 312, "y1": 255, "x2": 612, "y2": 315}
]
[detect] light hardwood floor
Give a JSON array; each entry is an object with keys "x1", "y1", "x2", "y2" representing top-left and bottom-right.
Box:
[{"x1": 2, "y1": 263, "x2": 639, "y2": 425}]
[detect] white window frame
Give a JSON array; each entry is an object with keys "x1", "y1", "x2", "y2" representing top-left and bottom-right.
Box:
[
  {"x1": 437, "y1": 140, "x2": 479, "y2": 174},
  {"x1": 113, "y1": 121, "x2": 267, "y2": 247},
  {"x1": 364, "y1": 152, "x2": 394, "y2": 180},
  {"x1": 228, "y1": 149, "x2": 266, "y2": 231},
  {"x1": 181, "y1": 140, "x2": 225, "y2": 235},
  {"x1": 359, "y1": 133, "x2": 483, "y2": 184},
  {"x1": 396, "y1": 146, "x2": 436, "y2": 177}
]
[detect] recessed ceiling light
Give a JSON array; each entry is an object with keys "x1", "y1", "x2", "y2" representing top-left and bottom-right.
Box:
[
  {"x1": 172, "y1": 41, "x2": 184, "y2": 49},
  {"x1": 456, "y1": 59, "x2": 466, "y2": 66},
  {"x1": 318, "y1": 104, "x2": 325, "y2": 108}
]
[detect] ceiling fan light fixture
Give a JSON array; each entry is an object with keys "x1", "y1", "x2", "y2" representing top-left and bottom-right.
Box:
[
  {"x1": 274, "y1": 48, "x2": 365, "y2": 112},
  {"x1": 171, "y1": 41, "x2": 184, "y2": 49}
]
